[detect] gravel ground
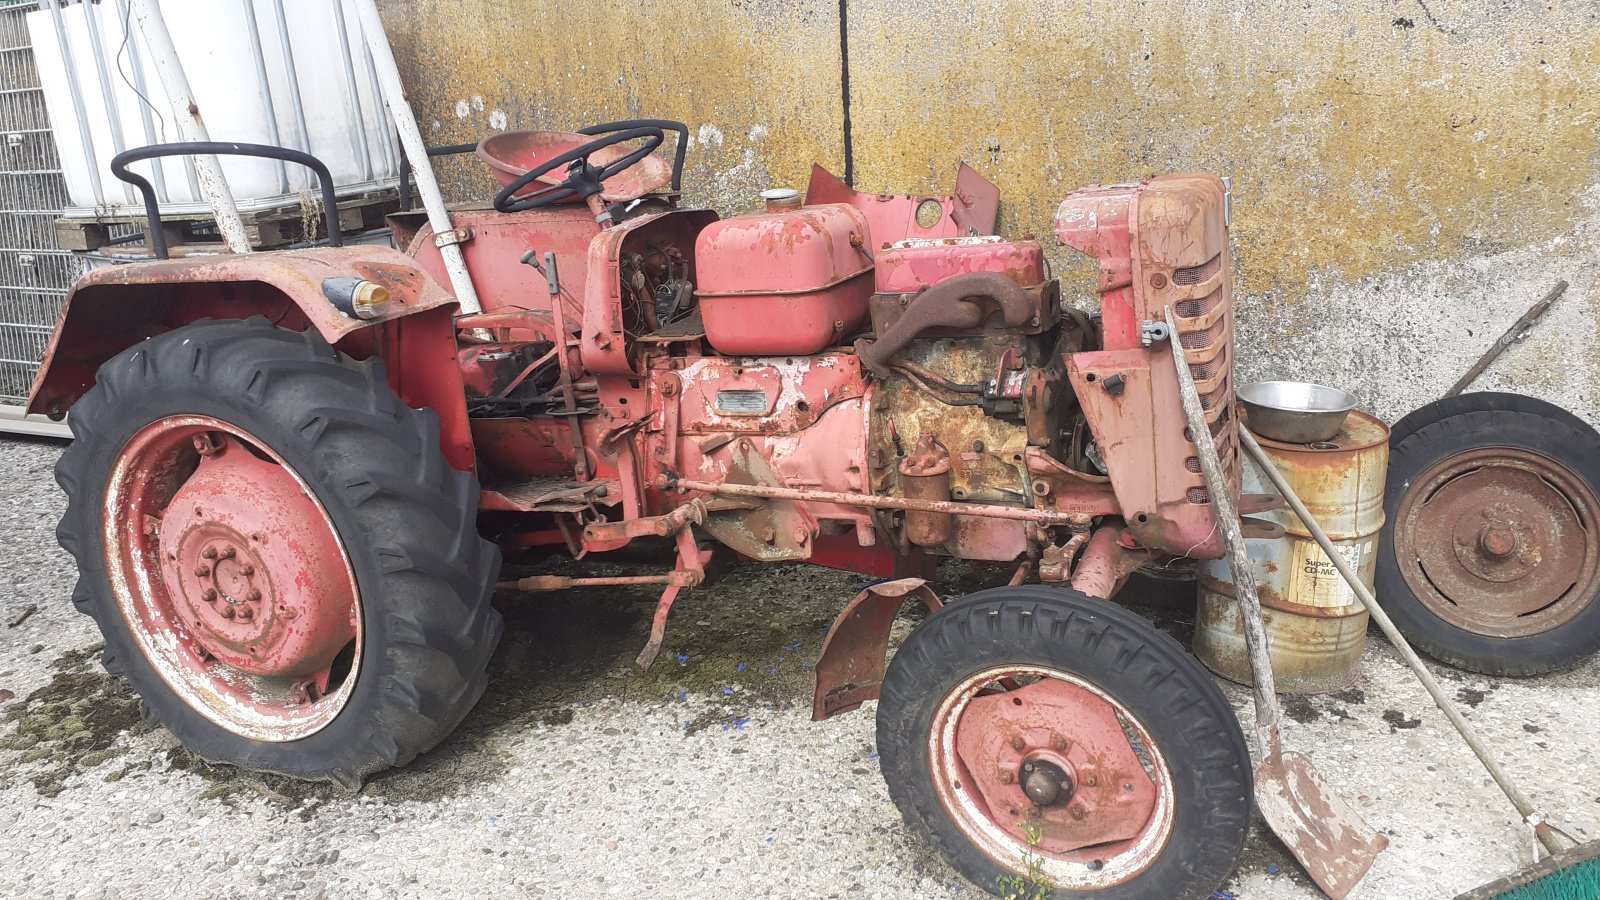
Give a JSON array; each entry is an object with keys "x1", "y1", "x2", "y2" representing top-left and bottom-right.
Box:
[{"x1": 2, "y1": 434, "x2": 1598, "y2": 900}]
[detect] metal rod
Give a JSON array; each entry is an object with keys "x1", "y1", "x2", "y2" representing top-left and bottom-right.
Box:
[
  {"x1": 1445, "y1": 280, "x2": 1568, "y2": 397},
  {"x1": 1240, "y1": 425, "x2": 1566, "y2": 856},
  {"x1": 111, "y1": 0, "x2": 169, "y2": 202},
  {"x1": 269, "y1": 0, "x2": 312, "y2": 190},
  {"x1": 127, "y1": 0, "x2": 252, "y2": 254},
  {"x1": 79, "y1": 0, "x2": 135, "y2": 204},
  {"x1": 46, "y1": 0, "x2": 104, "y2": 206},
  {"x1": 239, "y1": 0, "x2": 288, "y2": 194},
  {"x1": 1165, "y1": 308, "x2": 1280, "y2": 755},
  {"x1": 499, "y1": 574, "x2": 677, "y2": 591},
  {"x1": 327, "y1": 0, "x2": 374, "y2": 182},
  {"x1": 670, "y1": 478, "x2": 1093, "y2": 526},
  {"x1": 349, "y1": 0, "x2": 484, "y2": 314}
]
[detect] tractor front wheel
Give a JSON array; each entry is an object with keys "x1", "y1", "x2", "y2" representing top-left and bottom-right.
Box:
[
  {"x1": 877, "y1": 586, "x2": 1250, "y2": 900},
  {"x1": 55, "y1": 318, "x2": 502, "y2": 787}
]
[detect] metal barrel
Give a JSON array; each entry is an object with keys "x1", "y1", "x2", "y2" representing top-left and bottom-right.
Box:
[{"x1": 1195, "y1": 408, "x2": 1390, "y2": 693}]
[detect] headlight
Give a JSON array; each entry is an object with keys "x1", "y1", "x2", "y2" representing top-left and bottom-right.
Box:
[{"x1": 322, "y1": 277, "x2": 392, "y2": 320}]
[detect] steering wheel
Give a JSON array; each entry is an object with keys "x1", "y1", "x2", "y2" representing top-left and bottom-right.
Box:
[{"x1": 493, "y1": 127, "x2": 665, "y2": 213}]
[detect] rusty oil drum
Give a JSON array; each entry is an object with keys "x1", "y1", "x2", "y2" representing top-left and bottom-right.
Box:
[{"x1": 1195, "y1": 409, "x2": 1390, "y2": 693}]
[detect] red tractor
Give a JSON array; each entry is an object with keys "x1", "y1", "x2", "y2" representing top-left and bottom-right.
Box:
[{"x1": 29, "y1": 123, "x2": 1252, "y2": 898}]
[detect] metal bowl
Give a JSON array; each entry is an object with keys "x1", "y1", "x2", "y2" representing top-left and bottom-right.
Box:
[{"x1": 1238, "y1": 381, "x2": 1359, "y2": 444}]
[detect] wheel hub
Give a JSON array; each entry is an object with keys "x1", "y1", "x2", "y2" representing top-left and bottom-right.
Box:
[
  {"x1": 157, "y1": 435, "x2": 355, "y2": 678},
  {"x1": 1020, "y1": 758, "x2": 1073, "y2": 807},
  {"x1": 1399, "y1": 448, "x2": 1600, "y2": 636},
  {"x1": 949, "y1": 677, "x2": 1160, "y2": 857}
]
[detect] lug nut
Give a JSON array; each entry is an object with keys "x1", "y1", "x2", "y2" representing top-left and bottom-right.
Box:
[
  {"x1": 218, "y1": 547, "x2": 236, "y2": 560},
  {"x1": 194, "y1": 564, "x2": 211, "y2": 577},
  {"x1": 202, "y1": 589, "x2": 217, "y2": 602},
  {"x1": 237, "y1": 606, "x2": 254, "y2": 622},
  {"x1": 201, "y1": 547, "x2": 218, "y2": 560},
  {"x1": 1011, "y1": 736, "x2": 1027, "y2": 751},
  {"x1": 239, "y1": 565, "x2": 255, "y2": 576},
  {"x1": 246, "y1": 589, "x2": 262, "y2": 602},
  {"x1": 220, "y1": 606, "x2": 236, "y2": 620}
]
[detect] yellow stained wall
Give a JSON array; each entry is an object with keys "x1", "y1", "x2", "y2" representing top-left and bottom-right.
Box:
[
  {"x1": 380, "y1": 0, "x2": 1597, "y2": 299},
  {"x1": 376, "y1": 0, "x2": 845, "y2": 215}
]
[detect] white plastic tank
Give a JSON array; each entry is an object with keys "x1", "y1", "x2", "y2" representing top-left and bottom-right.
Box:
[{"x1": 27, "y1": 0, "x2": 397, "y2": 216}]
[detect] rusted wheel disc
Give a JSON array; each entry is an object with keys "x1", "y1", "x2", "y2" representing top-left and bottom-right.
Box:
[
  {"x1": 105, "y1": 415, "x2": 361, "y2": 741},
  {"x1": 929, "y1": 666, "x2": 1175, "y2": 890},
  {"x1": 1394, "y1": 447, "x2": 1600, "y2": 638}
]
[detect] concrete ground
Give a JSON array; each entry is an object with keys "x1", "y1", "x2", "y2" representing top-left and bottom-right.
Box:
[{"x1": 1, "y1": 435, "x2": 1597, "y2": 900}]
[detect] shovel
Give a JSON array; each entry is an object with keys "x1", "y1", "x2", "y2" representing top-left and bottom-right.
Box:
[{"x1": 1166, "y1": 309, "x2": 1388, "y2": 898}]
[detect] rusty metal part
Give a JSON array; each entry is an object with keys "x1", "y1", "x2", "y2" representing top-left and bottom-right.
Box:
[
  {"x1": 1445, "y1": 280, "x2": 1568, "y2": 397},
  {"x1": 581, "y1": 498, "x2": 708, "y2": 544},
  {"x1": 499, "y1": 572, "x2": 696, "y2": 591},
  {"x1": 104, "y1": 416, "x2": 360, "y2": 742},
  {"x1": 1069, "y1": 526, "x2": 1154, "y2": 597},
  {"x1": 696, "y1": 440, "x2": 820, "y2": 563},
  {"x1": 1243, "y1": 426, "x2": 1569, "y2": 860},
  {"x1": 1172, "y1": 312, "x2": 1385, "y2": 898},
  {"x1": 1037, "y1": 520, "x2": 1093, "y2": 583},
  {"x1": 669, "y1": 475, "x2": 1097, "y2": 527},
  {"x1": 1197, "y1": 409, "x2": 1389, "y2": 693},
  {"x1": 929, "y1": 666, "x2": 1174, "y2": 890},
  {"x1": 899, "y1": 436, "x2": 954, "y2": 547},
  {"x1": 811, "y1": 579, "x2": 943, "y2": 720},
  {"x1": 1393, "y1": 446, "x2": 1600, "y2": 638},
  {"x1": 637, "y1": 528, "x2": 715, "y2": 669},
  {"x1": 1008, "y1": 561, "x2": 1033, "y2": 585},
  {"x1": 805, "y1": 162, "x2": 1000, "y2": 246},
  {"x1": 1058, "y1": 175, "x2": 1237, "y2": 561},
  {"x1": 856, "y1": 271, "x2": 1036, "y2": 376}
]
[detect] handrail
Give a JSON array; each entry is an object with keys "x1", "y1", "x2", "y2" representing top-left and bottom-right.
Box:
[{"x1": 110, "y1": 142, "x2": 343, "y2": 259}]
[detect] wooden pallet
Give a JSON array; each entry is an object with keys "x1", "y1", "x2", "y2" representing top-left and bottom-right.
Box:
[{"x1": 52, "y1": 189, "x2": 400, "y2": 252}]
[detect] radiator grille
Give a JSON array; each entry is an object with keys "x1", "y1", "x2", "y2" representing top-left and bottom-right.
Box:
[
  {"x1": 1178, "y1": 317, "x2": 1226, "y2": 349},
  {"x1": 1175, "y1": 286, "x2": 1223, "y2": 318},
  {"x1": 1171, "y1": 244, "x2": 1237, "y2": 503},
  {"x1": 1173, "y1": 253, "x2": 1221, "y2": 286}
]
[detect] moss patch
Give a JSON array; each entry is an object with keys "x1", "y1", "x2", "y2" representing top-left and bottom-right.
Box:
[{"x1": 0, "y1": 643, "x2": 143, "y2": 797}]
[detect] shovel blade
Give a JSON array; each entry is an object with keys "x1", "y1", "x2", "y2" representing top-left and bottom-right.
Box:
[{"x1": 1255, "y1": 747, "x2": 1388, "y2": 899}]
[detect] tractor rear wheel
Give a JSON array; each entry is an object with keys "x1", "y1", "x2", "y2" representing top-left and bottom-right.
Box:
[
  {"x1": 876, "y1": 586, "x2": 1250, "y2": 899},
  {"x1": 55, "y1": 318, "x2": 502, "y2": 787},
  {"x1": 1378, "y1": 392, "x2": 1600, "y2": 676}
]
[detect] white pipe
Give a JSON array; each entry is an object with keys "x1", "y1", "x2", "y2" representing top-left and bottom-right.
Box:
[
  {"x1": 349, "y1": 0, "x2": 484, "y2": 314},
  {"x1": 128, "y1": 0, "x2": 252, "y2": 254}
]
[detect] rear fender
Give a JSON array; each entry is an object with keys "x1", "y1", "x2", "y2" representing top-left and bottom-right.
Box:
[{"x1": 27, "y1": 247, "x2": 475, "y2": 471}]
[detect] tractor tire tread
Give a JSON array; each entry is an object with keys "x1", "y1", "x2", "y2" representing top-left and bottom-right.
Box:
[
  {"x1": 1378, "y1": 395, "x2": 1600, "y2": 676},
  {"x1": 876, "y1": 586, "x2": 1250, "y2": 900},
  {"x1": 54, "y1": 318, "x2": 501, "y2": 786}
]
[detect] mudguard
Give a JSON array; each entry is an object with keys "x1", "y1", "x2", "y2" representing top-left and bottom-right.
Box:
[{"x1": 27, "y1": 246, "x2": 475, "y2": 470}]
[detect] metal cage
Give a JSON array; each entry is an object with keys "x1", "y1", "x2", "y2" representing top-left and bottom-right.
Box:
[{"x1": 0, "y1": 0, "x2": 78, "y2": 427}]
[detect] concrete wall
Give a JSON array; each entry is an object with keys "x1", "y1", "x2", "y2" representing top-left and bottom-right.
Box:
[{"x1": 378, "y1": 0, "x2": 1600, "y2": 423}]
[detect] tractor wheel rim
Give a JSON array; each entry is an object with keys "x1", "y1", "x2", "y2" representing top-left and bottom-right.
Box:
[
  {"x1": 1396, "y1": 447, "x2": 1600, "y2": 638},
  {"x1": 929, "y1": 665, "x2": 1175, "y2": 890},
  {"x1": 104, "y1": 416, "x2": 361, "y2": 741}
]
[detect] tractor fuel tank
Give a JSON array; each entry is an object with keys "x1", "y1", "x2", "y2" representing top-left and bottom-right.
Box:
[{"x1": 694, "y1": 191, "x2": 873, "y2": 356}]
